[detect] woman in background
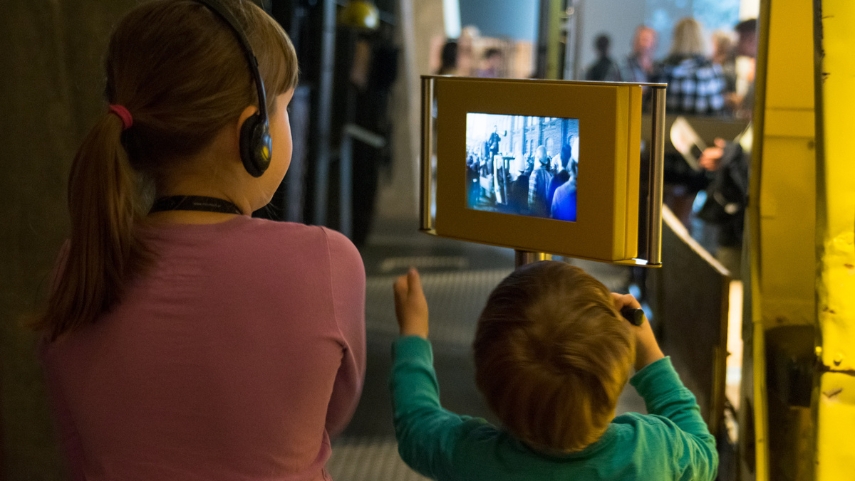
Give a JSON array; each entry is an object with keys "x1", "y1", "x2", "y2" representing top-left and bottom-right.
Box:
[{"x1": 653, "y1": 17, "x2": 726, "y2": 115}]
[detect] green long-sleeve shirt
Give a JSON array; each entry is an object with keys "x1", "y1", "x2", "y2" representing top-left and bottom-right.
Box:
[{"x1": 391, "y1": 336, "x2": 717, "y2": 481}]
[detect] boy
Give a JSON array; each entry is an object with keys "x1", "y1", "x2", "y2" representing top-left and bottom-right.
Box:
[{"x1": 391, "y1": 261, "x2": 717, "y2": 480}]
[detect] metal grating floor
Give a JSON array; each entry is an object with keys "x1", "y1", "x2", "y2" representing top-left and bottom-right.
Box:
[{"x1": 327, "y1": 219, "x2": 644, "y2": 481}]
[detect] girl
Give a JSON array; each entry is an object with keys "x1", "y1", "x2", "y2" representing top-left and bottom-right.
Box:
[{"x1": 36, "y1": 1, "x2": 365, "y2": 479}]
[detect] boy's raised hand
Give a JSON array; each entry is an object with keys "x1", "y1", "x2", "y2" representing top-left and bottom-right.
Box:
[
  {"x1": 393, "y1": 268, "x2": 429, "y2": 339},
  {"x1": 611, "y1": 293, "x2": 665, "y2": 372}
]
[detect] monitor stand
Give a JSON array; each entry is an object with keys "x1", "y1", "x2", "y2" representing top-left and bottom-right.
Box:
[{"x1": 515, "y1": 250, "x2": 552, "y2": 268}]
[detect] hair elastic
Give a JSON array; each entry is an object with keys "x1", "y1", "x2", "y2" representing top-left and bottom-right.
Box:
[{"x1": 108, "y1": 104, "x2": 134, "y2": 130}]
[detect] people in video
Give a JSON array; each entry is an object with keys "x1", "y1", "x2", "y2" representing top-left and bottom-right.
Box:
[
  {"x1": 528, "y1": 145, "x2": 553, "y2": 217},
  {"x1": 466, "y1": 113, "x2": 579, "y2": 223},
  {"x1": 466, "y1": 153, "x2": 480, "y2": 206},
  {"x1": 390, "y1": 263, "x2": 718, "y2": 481},
  {"x1": 479, "y1": 141, "x2": 495, "y2": 202},
  {"x1": 509, "y1": 154, "x2": 534, "y2": 214},
  {"x1": 551, "y1": 146, "x2": 578, "y2": 222},
  {"x1": 547, "y1": 141, "x2": 574, "y2": 207}
]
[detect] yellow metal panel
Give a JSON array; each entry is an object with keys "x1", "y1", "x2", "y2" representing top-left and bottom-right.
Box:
[
  {"x1": 817, "y1": 373, "x2": 855, "y2": 479},
  {"x1": 758, "y1": 137, "x2": 817, "y2": 326},
  {"x1": 764, "y1": 1, "x2": 816, "y2": 111},
  {"x1": 763, "y1": 109, "x2": 815, "y2": 138},
  {"x1": 752, "y1": 316, "x2": 769, "y2": 481},
  {"x1": 816, "y1": 0, "x2": 855, "y2": 478},
  {"x1": 752, "y1": 0, "x2": 818, "y2": 477},
  {"x1": 757, "y1": 0, "x2": 816, "y2": 329}
]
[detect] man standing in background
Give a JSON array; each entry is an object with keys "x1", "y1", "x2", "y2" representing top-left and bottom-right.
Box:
[
  {"x1": 585, "y1": 34, "x2": 619, "y2": 81},
  {"x1": 608, "y1": 25, "x2": 657, "y2": 83}
]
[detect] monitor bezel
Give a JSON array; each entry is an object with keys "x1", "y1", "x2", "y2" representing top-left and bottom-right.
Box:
[{"x1": 430, "y1": 77, "x2": 643, "y2": 262}]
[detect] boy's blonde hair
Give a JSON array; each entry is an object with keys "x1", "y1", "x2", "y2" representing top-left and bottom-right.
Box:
[{"x1": 473, "y1": 261, "x2": 635, "y2": 452}]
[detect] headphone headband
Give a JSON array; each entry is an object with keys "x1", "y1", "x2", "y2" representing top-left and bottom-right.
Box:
[
  {"x1": 196, "y1": 0, "x2": 268, "y2": 120},
  {"x1": 194, "y1": 0, "x2": 272, "y2": 177}
]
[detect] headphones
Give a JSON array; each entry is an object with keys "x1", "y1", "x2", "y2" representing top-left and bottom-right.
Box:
[{"x1": 196, "y1": 0, "x2": 272, "y2": 177}]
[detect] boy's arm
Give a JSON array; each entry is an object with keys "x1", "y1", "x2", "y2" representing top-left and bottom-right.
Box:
[
  {"x1": 631, "y1": 358, "x2": 712, "y2": 438},
  {"x1": 613, "y1": 293, "x2": 718, "y2": 480},
  {"x1": 391, "y1": 270, "x2": 469, "y2": 480},
  {"x1": 630, "y1": 358, "x2": 718, "y2": 481},
  {"x1": 391, "y1": 336, "x2": 469, "y2": 480}
]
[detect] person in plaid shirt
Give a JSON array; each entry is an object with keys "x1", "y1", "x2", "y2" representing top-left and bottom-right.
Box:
[{"x1": 653, "y1": 17, "x2": 725, "y2": 115}]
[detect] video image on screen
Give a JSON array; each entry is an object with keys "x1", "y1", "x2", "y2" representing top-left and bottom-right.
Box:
[{"x1": 465, "y1": 113, "x2": 580, "y2": 222}]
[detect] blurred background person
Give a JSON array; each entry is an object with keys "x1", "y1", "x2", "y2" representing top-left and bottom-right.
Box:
[
  {"x1": 436, "y1": 40, "x2": 459, "y2": 75},
  {"x1": 653, "y1": 17, "x2": 726, "y2": 229},
  {"x1": 456, "y1": 25, "x2": 480, "y2": 76},
  {"x1": 608, "y1": 25, "x2": 657, "y2": 84},
  {"x1": 711, "y1": 30, "x2": 737, "y2": 111},
  {"x1": 731, "y1": 18, "x2": 758, "y2": 119},
  {"x1": 585, "y1": 33, "x2": 619, "y2": 81},
  {"x1": 477, "y1": 47, "x2": 504, "y2": 77},
  {"x1": 652, "y1": 17, "x2": 725, "y2": 115}
]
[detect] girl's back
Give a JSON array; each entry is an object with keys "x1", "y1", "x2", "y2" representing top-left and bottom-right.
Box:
[{"x1": 43, "y1": 218, "x2": 365, "y2": 480}]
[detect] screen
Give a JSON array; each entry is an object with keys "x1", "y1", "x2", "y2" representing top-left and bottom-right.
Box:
[{"x1": 465, "y1": 113, "x2": 580, "y2": 222}]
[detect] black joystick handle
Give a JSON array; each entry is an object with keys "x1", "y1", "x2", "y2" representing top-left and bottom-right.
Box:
[{"x1": 620, "y1": 306, "x2": 646, "y2": 326}]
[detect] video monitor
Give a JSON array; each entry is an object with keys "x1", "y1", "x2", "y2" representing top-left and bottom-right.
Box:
[
  {"x1": 465, "y1": 113, "x2": 580, "y2": 222},
  {"x1": 422, "y1": 76, "x2": 664, "y2": 265}
]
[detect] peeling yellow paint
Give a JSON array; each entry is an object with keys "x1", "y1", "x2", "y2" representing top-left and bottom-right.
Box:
[
  {"x1": 817, "y1": 374, "x2": 855, "y2": 478},
  {"x1": 751, "y1": 0, "x2": 819, "y2": 477},
  {"x1": 816, "y1": 1, "x2": 855, "y2": 480}
]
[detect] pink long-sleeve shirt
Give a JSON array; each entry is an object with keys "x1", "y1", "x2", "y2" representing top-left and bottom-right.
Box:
[{"x1": 40, "y1": 216, "x2": 366, "y2": 481}]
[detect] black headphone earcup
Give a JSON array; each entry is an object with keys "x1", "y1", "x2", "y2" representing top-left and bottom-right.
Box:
[{"x1": 239, "y1": 114, "x2": 272, "y2": 177}]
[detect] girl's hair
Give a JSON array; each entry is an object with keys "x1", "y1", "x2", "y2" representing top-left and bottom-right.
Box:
[
  {"x1": 669, "y1": 17, "x2": 706, "y2": 58},
  {"x1": 35, "y1": 0, "x2": 298, "y2": 340},
  {"x1": 473, "y1": 261, "x2": 635, "y2": 453}
]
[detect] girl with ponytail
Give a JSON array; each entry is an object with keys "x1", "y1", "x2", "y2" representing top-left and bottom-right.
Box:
[{"x1": 37, "y1": 1, "x2": 366, "y2": 479}]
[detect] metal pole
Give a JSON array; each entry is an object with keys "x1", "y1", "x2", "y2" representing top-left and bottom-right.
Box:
[
  {"x1": 339, "y1": 133, "x2": 352, "y2": 238},
  {"x1": 420, "y1": 76, "x2": 435, "y2": 232},
  {"x1": 313, "y1": 0, "x2": 336, "y2": 226},
  {"x1": 648, "y1": 85, "x2": 666, "y2": 265},
  {"x1": 515, "y1": 250, "x2": 552, "y2": 268}
]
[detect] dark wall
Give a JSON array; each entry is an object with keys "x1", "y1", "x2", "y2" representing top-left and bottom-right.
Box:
[{"x1": 0, "y1": 1, "x2": 137, "y2": 478}]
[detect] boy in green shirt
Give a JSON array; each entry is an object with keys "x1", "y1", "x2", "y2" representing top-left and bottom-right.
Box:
[{"x1": 391, "y1": 261, "x2": 717, "y2": 480}]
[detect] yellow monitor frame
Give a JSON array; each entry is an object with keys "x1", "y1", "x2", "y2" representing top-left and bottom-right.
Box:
[{"x1": 420, "y1": 76, "x2": 667, "y2": 266}]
